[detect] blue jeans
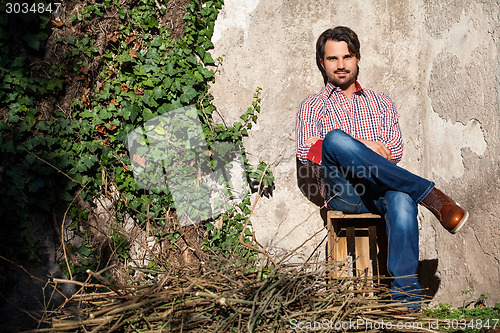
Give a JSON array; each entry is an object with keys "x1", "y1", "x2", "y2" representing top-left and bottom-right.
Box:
[{"x1": 322, "y1": 130, "x2": 435, "y2": 307}]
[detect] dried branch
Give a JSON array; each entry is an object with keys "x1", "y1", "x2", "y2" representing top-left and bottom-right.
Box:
[{"x1": 29, "y1": 257, "x2": 436, "y2": 333}]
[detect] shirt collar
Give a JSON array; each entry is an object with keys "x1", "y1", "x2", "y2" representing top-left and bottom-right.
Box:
[{"x1": 324, "y1": 81, "x2": 366, "y2": 98}]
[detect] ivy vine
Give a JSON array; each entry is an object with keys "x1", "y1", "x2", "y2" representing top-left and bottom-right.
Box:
[{"x1": 0, "y1": 0, "x2": 274, "y2": 274}]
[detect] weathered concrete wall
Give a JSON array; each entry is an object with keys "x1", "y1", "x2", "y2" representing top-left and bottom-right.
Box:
[{"x1": 210, "y1": 0, "x2": 500, "y2": 306}]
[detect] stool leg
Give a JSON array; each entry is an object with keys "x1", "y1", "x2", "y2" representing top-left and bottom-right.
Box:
[
  {"x1": 368, "y1": 225, "x2": 378, "y2": 281},
  {"x1": 346, "y1": 227, "x2": 355, "y2": 277},
  {"x1": 332, "y1": 219, "x2": 339, "y2": 278},
  {"x1": 327, "y1": 216, "x2": 334, "y2": 263}
]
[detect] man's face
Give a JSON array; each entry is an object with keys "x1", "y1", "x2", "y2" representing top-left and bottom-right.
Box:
[{"x1": 321, "y1": 40, "x2": 359, "y2": 89}]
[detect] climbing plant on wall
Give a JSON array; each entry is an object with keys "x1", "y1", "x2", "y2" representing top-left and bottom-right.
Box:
[{"x1": 0, "y1": 0, "x2": 274, "y2": 274}]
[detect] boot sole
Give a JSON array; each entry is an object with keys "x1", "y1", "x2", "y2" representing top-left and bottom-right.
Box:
[{"x1": 450, "y1": 211, "x2": 469, "y2": 234}]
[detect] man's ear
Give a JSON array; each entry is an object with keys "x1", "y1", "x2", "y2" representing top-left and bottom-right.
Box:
[{"x1": 320, "y1": 59, "x2": 325, "y2": 70}]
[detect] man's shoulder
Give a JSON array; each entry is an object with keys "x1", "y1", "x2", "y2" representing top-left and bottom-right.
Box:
[
  {"x1": 299, "y1": 87, "x2": 328, "y2": 108},
  {"x1": 359, "y1": 86, "x2": 393, "y2": 102}
]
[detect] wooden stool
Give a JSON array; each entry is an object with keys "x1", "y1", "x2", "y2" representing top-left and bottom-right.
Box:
[{"x1": 326, "y1": 210, "x2": 388, "y2": 281}]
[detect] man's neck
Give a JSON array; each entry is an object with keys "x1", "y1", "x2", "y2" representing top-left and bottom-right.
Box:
[{"x1": 337, "y1": 82, "x2": 357, "y2": 99}]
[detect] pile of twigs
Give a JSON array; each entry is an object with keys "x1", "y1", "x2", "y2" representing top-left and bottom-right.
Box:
[{"x1": 28, "y1": 256, "x2": 438, "y2": 333}]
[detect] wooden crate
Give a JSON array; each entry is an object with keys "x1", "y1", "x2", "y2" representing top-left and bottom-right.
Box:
[{"x1": 326, "y1": 211, "x2": 388, "y2": 281}]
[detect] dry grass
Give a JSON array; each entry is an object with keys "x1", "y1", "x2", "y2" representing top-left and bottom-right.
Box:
[{"x1": 27, "y1": 256, "x2": 440, "y2": 333}]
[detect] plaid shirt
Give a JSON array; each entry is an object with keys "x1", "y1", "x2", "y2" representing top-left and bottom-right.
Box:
[
  {"x1": 296, "y1": 82, "x2": 404, "y2": 201},
  {"x1": 296, "y1": 81, "x2": 403, "y2": 165}
]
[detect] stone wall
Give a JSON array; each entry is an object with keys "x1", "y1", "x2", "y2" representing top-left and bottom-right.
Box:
[{"x1": 210, "y1": 0, "x2": 500, "y2": 306}]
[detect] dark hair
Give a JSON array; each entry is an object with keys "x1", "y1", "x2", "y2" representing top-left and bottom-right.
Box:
[{"x1": 316, "y1": 26, "x2": 361, "y2": 85}]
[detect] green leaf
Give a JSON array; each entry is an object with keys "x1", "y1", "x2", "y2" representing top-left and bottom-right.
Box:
[
  {"x1": 143, "y1": 108, "x2": 155, "y2": 121},
  {"x1": 143, "y1": 61, "x2": 158, "y2": 73},
  {"x1": 143, "y1": 79, "x2": 154, "y2": 87},
  {"x1": 200, "y1": 67, "x2": 214, "y2": 79},
  {"x1": 193, "y1": 71, "x2": 204, "y2": 82},
  {"x1": 118, "y1": 7, "x2": 127, "y2": 19},
  {"x1": 203, "y1": 52, "x2": 215, "y2": 65},
  {"x1": 180, "y1": 85, "x2": 198, "y2": 103},
  {"x1": 78, "y1": 246, "x2": 93, "y2": 257},
  {"x1": 23, "y1": 34, "x2": 42, "y2": 50},
  {"x1": 47, "y1": 79, "x2": 62, "y2": 91},
  {"x1": 116, "y1": 52, "x2": 133, "y2": 63},
  {"x1": 12, "y1": 55, "x2": 27, "y2": 67},
  {"x1": 80, "y1": 109, "x2": 94, "y2": 118},
  {"x1": 153, "y1": 86, "x2": 165, "y2": 99},
  {"x1": 8, "y1": 112, "x2": 20, "y2": 123},
  {"x1": 76, "y1": 154, "x2": 98, "y2": 172},
  {"x1": 134, "y1": 65, "x2": 147, "y2": 77},
  {"x1": 0, "y1": 120, "x2": 10, "y2": 130},
  {"x1": 37, "y1": 121, "x2": 49, "y2": 131}
]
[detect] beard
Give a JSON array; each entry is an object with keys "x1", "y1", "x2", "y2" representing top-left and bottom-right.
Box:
[{"x1": 327, "y1": 65, "x2": 359, "y2": 89}]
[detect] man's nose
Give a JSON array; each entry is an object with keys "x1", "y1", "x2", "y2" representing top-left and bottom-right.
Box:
[{"x1": 337, "y1": 58, "x2": 345, "y2": 69}]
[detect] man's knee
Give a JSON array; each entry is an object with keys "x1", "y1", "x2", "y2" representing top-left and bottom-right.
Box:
[
  {"x1": 386, "y1": 191, "x2": 415, "y2": 207},
  {"x1": 323, "y1": 129, "x2": 357, "y2": 155}
]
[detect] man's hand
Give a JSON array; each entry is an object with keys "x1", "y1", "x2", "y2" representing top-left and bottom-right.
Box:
[
  {"x1": 305, "y1": 136, "x2": 321, "y2": 147},
  {"x1": 357, "y1": 138, "x2": 392, "y2": 160}
]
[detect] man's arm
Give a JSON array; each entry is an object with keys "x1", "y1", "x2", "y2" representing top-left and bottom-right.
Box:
[
  {"x1": 296, "y1": 97, "x2": 323, "y2": 164},
  {"x1": 376, "y1": 93, "x2": 404, "y2": 164},
  {"x1": 357, "y1": 138, "x2": 392, "y2": 160}
]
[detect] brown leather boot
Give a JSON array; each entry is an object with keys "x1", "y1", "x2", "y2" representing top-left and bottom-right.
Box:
[{"x1": 421, "y1": 188, "x2": 469, "y2": 234}]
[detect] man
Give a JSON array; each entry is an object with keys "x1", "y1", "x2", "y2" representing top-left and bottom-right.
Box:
[{"x1": 296, "y1": 26, "x2": 469, "y2": 308}]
